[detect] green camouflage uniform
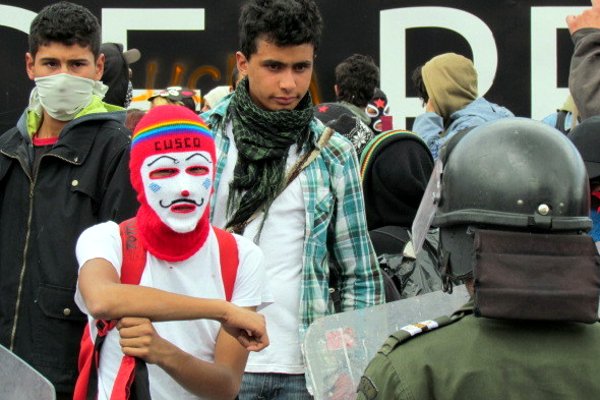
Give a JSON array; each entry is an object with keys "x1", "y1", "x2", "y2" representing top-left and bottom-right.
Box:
[{"x1": 358, "y1": 300, "x2": 600, "y2": 399}]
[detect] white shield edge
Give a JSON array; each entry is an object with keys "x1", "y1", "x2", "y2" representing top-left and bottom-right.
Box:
[{"x1": 0, "y1": 344, "x2": 56, "y2": 400}]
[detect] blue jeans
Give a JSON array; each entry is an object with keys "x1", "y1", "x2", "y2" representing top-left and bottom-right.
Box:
[{"x1": 239, "y1": 373, "x2": 313, "y2": 400}]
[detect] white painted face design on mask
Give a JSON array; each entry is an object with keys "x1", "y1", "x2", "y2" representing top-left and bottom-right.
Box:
[{"x1": 141, "y1": 151, "x2": 213, "y2": 233}]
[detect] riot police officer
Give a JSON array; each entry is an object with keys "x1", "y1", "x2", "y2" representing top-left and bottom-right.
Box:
[{"x1": 357, "y1": 118, "x2": 600, "y2": 399}]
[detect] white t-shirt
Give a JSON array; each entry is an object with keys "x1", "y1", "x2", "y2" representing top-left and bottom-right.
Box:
[
  {"x1": 75, "y1": 221, "x2": 272, "y2": 400},
  {"x1": 212, "y1": 123, "x2": 306, "y2": 374}
]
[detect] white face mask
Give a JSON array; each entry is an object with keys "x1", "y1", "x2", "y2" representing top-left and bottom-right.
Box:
[
  {"x1": 141, "y1": 150, "x2": 213, "y2": 233},
  {"x1": 33, "y1": 73, "x2": 104, "y2": 121}
]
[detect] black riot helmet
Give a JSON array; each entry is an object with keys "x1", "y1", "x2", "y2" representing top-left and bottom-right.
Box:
[
  {"x1": 436, "y1": 117, "x2": 590, "y2": 231},
  {"x1": 428, "y1": 118, "x2": 592, "y2": 281}
]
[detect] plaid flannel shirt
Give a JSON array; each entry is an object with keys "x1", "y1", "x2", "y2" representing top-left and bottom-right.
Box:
[{"x1": 203, "y1": 96, "x2": 384, "y2": 334}]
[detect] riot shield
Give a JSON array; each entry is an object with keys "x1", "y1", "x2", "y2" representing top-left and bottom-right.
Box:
[
  {"x1": 0, "y1": 344, "x2": 56, "y2": 400},
  {"x1": 303, "y1": 285, "x2": 470, "y2": 400}
]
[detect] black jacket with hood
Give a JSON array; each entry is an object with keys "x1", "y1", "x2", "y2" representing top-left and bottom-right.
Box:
[{"x1": 0, "y1": 106, "x2": 138, "y2": 395}]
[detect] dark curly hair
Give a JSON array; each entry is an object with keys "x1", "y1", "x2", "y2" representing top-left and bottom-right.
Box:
[
  {"x1": 411, "y1": 65, "x2": 429, "y2": 106},
  {"x1": 334, "y1": 54, "x2": 380, "y2": 108},
  {"x1": 239, "y1": 0, "x2": 323, "y2": 59},
  {"x1": 29, "y1": 1, "x2": 101, "y2": 58}
]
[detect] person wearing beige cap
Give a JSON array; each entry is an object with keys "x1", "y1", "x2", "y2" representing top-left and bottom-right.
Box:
[
  {"x1": 411, "y1": 52, "x2": 513, "y2": 159},
  {"x1": 201, "y1": 85, "x2": 232, "y2": 111}
]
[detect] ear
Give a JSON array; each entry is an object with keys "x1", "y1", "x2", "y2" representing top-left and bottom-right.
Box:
[
  {"x1": 334, "y1": 84, "x2": 340, "y2": 97},
  {"x1": 94, "y1": 53, "x2": 105, "y2": 80},
  {"x1": 25, "y1": 52, "x2": 35, "y2": 80},
  {"x1": 236, "y1": 51, "x2": 249, "y2": 76}
]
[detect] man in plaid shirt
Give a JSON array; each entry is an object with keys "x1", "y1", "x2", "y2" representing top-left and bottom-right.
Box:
[{"x1": 203, "y1": 0, "x2": 384, "y2": 398}]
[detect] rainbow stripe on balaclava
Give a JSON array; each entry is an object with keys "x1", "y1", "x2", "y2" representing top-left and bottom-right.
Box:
[{"x1": 130, "y1": 105, "x2": 215, "y2": 189}]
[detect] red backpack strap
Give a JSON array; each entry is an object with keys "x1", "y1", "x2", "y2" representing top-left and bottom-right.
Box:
[
  {"x1": 73, "y1": 324, "x2": 94, "y2": 400},
  {"x1": 213, "y1": 227, "x2": 239, "y2": 301},
  {"x1": 111, "y1": 217, "x2": 150, "y2": 399},
  {"x1": 74, "y1": 218, "x2": 148, "y2": 400},
  {"x1": 119, "y1": 217, "x2": 147, "y2": 285}
]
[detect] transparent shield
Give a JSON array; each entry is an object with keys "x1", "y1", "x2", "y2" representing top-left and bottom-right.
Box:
[
  {"x1": 305, "y1": 290, "x2": 600, "y2": 400},
  {"x1": 0, "y1": 344, "x2": 56, "y2": 400},
  {"x1": 304, "y1": 286, "x2": 470, "y2": 400},
  {"x1": 412, "y1": 159, "x2": 443, "y2": 256}
]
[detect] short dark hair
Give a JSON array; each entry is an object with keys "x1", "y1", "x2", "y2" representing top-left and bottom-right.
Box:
[
  {"x1": 334, "y1": 54, "x2": 380, "y2": 108},
  {"x1": 29, "y1": 1, "x2": 101, "y2": 58},
  {"x1": 412, "y1": 66, "x2": 429, "y2": 106},
  {"x1": 238, "y1": 0, "x2": 323, "y2": 59}
]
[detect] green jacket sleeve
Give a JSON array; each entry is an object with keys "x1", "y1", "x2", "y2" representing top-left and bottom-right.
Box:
[{"x1": 357, "y1": 353, "x2": 414, "y2": 400}]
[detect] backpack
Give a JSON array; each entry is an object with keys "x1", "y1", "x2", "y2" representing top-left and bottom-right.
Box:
[
  {"x1": 357, "y1": 130, "x2": 442, "y2": 302},
  {"x1": 73, "y1": 218, "x2": 239, "y2": 400},
  {"x1": 370, "y1": 226, "x2": 442, "y2": 302}
]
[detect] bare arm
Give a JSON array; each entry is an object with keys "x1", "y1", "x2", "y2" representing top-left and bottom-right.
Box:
[
  {"x1": 118, "y1": 316, "x2": 251, "y2": 400},
  {"x1": 78, "y1": 258, "x2": 268, "y2": 351}
]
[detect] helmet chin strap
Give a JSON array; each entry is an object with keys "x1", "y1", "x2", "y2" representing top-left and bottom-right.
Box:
[
  {"x1": 438, "y1": 226, "x2": 476, "y2": 293},
  {"x1": 439, "y1": 250, "x2": 454, "y2": 294}
]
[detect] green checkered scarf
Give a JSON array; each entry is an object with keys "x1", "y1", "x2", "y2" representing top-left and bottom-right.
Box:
[{"x1": 226, "y1": 77, "x2": 314, "y2": 233}]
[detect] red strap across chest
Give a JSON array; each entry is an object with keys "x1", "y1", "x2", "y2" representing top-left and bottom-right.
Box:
[
  {"x1": 119, "y1": 219, "x2": 239, "y2": 298},
  {"x1": 119, "y1": 218, "x2": 146, "y2": 285},
  {"x1": 213, "y1": 226, "x2": 240, "y2": 301}
]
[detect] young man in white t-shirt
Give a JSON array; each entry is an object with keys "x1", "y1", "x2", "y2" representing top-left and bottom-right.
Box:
[{"x1": 74, "y1": 104, "x2": 271, "y2": 400}]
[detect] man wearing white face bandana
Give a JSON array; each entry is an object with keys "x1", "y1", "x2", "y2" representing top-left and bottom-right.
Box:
[{"x1": 0, "y1": 3, "x2": 138, "y2": 399}]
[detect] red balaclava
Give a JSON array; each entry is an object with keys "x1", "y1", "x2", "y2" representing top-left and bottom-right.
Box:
[{"x1": 130, "y1": 104, "x2": 216, "y2": 262}]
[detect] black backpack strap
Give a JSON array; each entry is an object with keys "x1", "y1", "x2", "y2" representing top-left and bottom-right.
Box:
[
  {"x1": 369, "y1": 226, "x2": 411, "y2": 303},
  {"x1": 130, "y1": 359, "x2": 151, "y2": 400},
  {"x1": 86, "y1": 320, "x2": 117, "y2": 400},
  {"x1": 555, "y1": 110, "x2": 569, "y2": 134}
]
